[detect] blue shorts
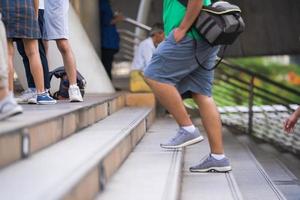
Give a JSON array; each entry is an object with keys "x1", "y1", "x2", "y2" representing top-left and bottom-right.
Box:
[{"x1": 144, "y1": 30, "x2": 220, "y2": 97}]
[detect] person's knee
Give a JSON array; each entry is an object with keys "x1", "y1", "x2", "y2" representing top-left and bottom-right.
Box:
[
  {"x1": 144, "y1": 76, "x2": 155, "y2": 87},
  {"x1": 56, "y1": 39, "x2": 70, "y2": 55},
  {"x1": 25, "y1": 47, "x2": 39, "y2": 59},
  {"x1": 7, "y1": 44, "x2": 14, "y2": 58},
  {"x1": 193, "y1": 93, "x2": 213, "y2": 104}
]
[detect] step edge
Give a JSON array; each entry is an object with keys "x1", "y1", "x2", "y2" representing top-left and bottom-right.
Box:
[
  {"x1": 225, "y1": 172, "x2": 244, "y2": 200},
  {"x1": 1, "y1": 93, "x2": 124, "y2": 137},
  {"x1": 162, "y1": 148, "x2": 185, "y2": 200},
  {"x1": 43, "y1": 107, "x2": 154, "y2": 200},
  {"x1": 0, "y1": 94, "x2": 125, "y2": 169},
  {"x1": 243, "y1": 144, "x2": 287, "y2": 200}
]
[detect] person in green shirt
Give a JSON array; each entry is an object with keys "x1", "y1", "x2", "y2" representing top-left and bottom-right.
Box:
[{"x1": 144, "y1": 0, "x2": 231, "y2": 172}]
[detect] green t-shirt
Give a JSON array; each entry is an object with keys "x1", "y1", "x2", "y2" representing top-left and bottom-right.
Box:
[{"x1": 163, "y1": 0, "x2": 211, "y2": 40}]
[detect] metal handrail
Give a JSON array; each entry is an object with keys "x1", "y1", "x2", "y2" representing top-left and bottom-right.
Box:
[
  {"x1": 118, "y1": 29, "x2": 145, "y2": 41},
  {"x1": 221, "y1": 60, "x2": 300, "y2": 96},
  {"x1": 119, "y1": 35, "x2": 140, "y2": 45},
  {"x1": 123, "y1": 17, "x2": 151, "y2": 32},
  {"x1": 215, "y1": 59, "x2": 300, "y2": 135},
  {"x1": 116, "y1": 17, "x2": 151, "y2": 62},
  {"x1": 218, "y1": 68, "x2": 298, "y2": 104}
]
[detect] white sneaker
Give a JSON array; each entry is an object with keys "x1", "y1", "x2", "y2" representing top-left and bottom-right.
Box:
[
  {"x1": 0, "y1": 94, "x2": 23, "y2": 120},
  {"x1": 15, "y1": 88, "x2": 35, "y2": 104},
  {"x1": 28, "y1": 93, "x2": 37, "y2": 104},
  {"x1": 68, "y1": 85, "x2": 83, "y2": 102}
]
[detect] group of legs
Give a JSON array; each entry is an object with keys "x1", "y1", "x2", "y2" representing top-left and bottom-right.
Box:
[
  {"x1": 0, "y1": 0, "x2": 83, "y2": 120},
  {"x1": 145, "y1": 79, "x2": 230, "y2": 172},
  {"x1": 15, "y1": 37, "x2": 82, "y2": 104}
]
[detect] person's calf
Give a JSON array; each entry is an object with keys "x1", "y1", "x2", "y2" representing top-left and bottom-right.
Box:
[
  {"x1": 192, "y1": 93, "x2": 224, "y2": 154},
  {"x1": 145, "y1": 77, "x2": 192, "y2": 126},
  {"x1": 56, "y1": 39, "x2": 72, "y2": 55},
  {"x1": 0, "y1": 87, "x2": 9, "y2": 101}
]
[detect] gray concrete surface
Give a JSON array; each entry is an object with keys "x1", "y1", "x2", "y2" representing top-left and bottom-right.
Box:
[
  {"x1": 0, "y1": 107, "x2": 151, "y2": 200},
  {"x1": 181, "y1": 126, "x2": 243, "y2": 200},
  {"x1": 235, "y1": 134, "x2": 300, "y2": 200},
  {"x1": 97, "y1": 117, "x2": 183, "y2": 200},
  {"x1": 0, "y1": 94, "x2": 120, "y2": 135}
]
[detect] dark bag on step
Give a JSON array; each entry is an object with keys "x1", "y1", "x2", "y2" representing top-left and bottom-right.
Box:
[
  {"x1": 178, "y1": 0, "x2": 245, "y2": 45},
  {"x1": 49, "y1": 66, "x2": 87, "y2": 100}
]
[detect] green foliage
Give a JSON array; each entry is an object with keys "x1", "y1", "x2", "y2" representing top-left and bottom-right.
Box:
[{"x1": 230, "y1": 57, "x2": 300, "y2": 85}]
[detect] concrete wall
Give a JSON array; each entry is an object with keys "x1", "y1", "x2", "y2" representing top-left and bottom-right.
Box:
[
  {"x1": 229, "y1": 0, "x2": 300, "y2": 57},
  {"x1": 71, "y1": 0, "x2": 101, "y2": 55}
]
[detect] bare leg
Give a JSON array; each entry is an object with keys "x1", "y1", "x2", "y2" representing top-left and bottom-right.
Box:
[
  {"x1": 7, "y1": 40, "x2": 14, "y2": 92},
  {"x1": 192, "y1": 93, "x2": 224, "y2": 154},
  {"x1": 0, "y1": 88, "x2": 9, "y2": 100},
  {"x1": 56, "y1": 39, "x2": 77, "y2": 85},
  {"x1": 145, "y1": 78, "x2": 192, "y2": 126},
  {"x1": 23, "y1": 39, "x2": 45, "y2": 93}
]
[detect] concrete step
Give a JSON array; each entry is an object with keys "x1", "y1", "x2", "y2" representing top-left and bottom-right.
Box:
[
  {"x1": 0, "y1": 93, "x2": 125, "y2": 169},
  {"x1": 235, "y1": 134, "x2": 300, "y2": 200},
  {"x1": 0, "y1": 106, "x2": 155, "y2": 200},
  {"x1": 181, "y1": 126, "x2": 243, "y2": 200},
  {"x1": 182, "y1": 120, "x2": 287, "y2": 200},
  {"x1": 222, "y1": 127, "x2": 286, "y2": 200},
  {"x1": 97, "y1": 117, "x2": 183, "y2": 200}
]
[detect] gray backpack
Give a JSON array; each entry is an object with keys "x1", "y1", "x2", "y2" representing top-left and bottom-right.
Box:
[
  {"x1": 178, "y1": 0, "x2": 245, "y2": 45},
  {"x1": 178, "y1": 0, "x2": 245, "y2": 70}
]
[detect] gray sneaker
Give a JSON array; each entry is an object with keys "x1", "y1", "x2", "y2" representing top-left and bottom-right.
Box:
[
  {"x1": 160, "y1": 128, "x2": 204, "y2": 149},
  {"x1": 0, "y1": 94, "x2": 23, "y2": 121},
  {"x1": 190, "y1": 154, "x2": 232, "y2": 173}
]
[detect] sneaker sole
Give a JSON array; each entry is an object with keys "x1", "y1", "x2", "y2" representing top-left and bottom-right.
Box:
[
  {"x1": 37, "y1": 101, "x2": 57, "y2": 105},
  {"x1": 0, "y1": 106, "x2": 23, "y2": 121},
  {"x1": 69, "y1": 99, "x2": 83, "y2": 103},
  {"x1": 190, "y1": 166, "x2": 232, "y2": 173},
  {"x1": 28, "y1": 100, "x2": 37, "y2": 104},
  {"x1": 160, "y1": 135, "x2": 204, "y2": 149},
  {"x1": 16, "y1": 100, "x2": 29, "y2": 104}
]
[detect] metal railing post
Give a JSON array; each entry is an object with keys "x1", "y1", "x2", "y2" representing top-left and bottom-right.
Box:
[
  {"x1": 248, "y1": 76, "x2": 255, "y2": 134},
  {"x1": 135, "y1": 0, "x2": 152, "y2": 38}
]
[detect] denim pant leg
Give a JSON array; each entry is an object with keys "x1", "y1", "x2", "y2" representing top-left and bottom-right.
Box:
[
  {"x1": 38, "y1": 9, "x2": 50, "y2": 89},
  {"x1": 38, "y1": 39, "x2": 50, "y2": 89},
  {"x1": 16, "y1": 40, "x2": 35, "y2": 88}
]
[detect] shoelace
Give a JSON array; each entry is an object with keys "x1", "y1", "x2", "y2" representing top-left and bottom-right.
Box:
[
  {"x1": 198, "y1": 155, "x2": 211, "y2": 165},
  {"x1": 170, "y1": 129, "x2": 185, "y2": 142},
  {"x1": 20, "y1": 89, "x2": 34, "y2": 97},
  {"x1": 70, "y1": 87, "x2": 80, "y2": 96}
]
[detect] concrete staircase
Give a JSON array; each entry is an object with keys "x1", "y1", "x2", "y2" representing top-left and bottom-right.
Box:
[
  {"x1": 1, "y1": 94, "x2": 299, "y2": 200},
  {"x1": 96, "y1": 117, "x2": 296, "y2": 200},
  {"x1": 97, "y1": 118, "x2": 183, "y2": 200},
  {"x1": 0, "y1": 93, "x2": 155, "y2": 200},
  {"x1": 0, "y1": 93, "x2": 126, "y2": 169}
]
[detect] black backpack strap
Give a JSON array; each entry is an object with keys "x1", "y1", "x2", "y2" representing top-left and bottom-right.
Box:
[
  {"x1": 194, "y1": 39, "x2": 227, "y2": 71},
  {"x1": 177, "y1": 0, "x2": 225, "y2": 71},
  {"x1": 189, "y1": 24, "x2": 226, "y2": 71},
  {"x1": 177, "y1": 0, "x2": 188, "y2": 7}
]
